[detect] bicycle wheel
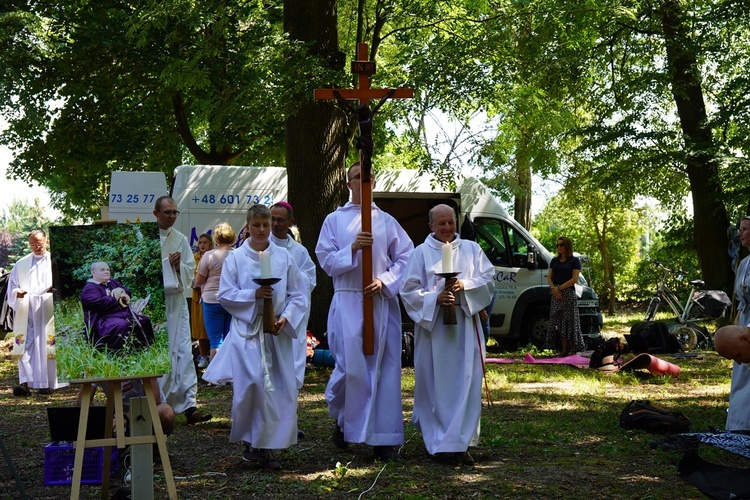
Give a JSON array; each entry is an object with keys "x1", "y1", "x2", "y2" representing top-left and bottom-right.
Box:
[
  {"x1": 672, "y1": 325, "x2": 698, "y2": 351},
  {"x1": 645, "y1": 297, "x2": 660, "y2": 321}
]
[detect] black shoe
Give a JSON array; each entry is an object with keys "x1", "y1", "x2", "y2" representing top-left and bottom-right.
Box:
[
  {"x1": 331, "y1": 424, "x2": 348, "y2": 450},
  {"x1": 431, "y1": 452, "x2": 468, "y2": 466},
  {"x1": 297, "y1": 429, "x2": 305, "y2": 439},
  {"x1": 242, "y1": 444, "x2": 281, "y2": 471},
  {"x1": 13, "y1": 384, "x2": 30, "y2": 397},
  {"x1": 373, "y1": 445, "x2": 402, "y2": 462},
  {"x1": 37, "y1": 388, "x2": 53, "y2": 395}
]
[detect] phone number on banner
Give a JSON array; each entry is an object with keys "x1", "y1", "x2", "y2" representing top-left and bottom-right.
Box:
[
  {"x1": 110, "y1": 193, "x2": 157, "y2": 205},
  {"x1": 189, "y1": 193, "x2": 276, "y2": 207}
]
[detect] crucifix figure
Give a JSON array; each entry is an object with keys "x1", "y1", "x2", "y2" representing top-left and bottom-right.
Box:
[{"x1": 314, "y1": 43, "x2": 413, "y2": 355}]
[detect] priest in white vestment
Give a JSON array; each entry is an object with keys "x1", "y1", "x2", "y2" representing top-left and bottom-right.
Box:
[
  {"x1": 203, "y1": 204, "x2": 308, "y2": 470},
  {"x1": 400, "y1": 204, "x2": 494, "y2": 465},
  {"x1": 153, "y1": 196, "x2": 211, "y2": 424},
  {"x1": 7, "y1": 229, "x2": 67, "y2": 395},
  {"x1": 269, "y1": 201, "x2": 316, "y2": 390},
  {"x1": 315, "y1": 163, "x2": 413, "y2": 462}
]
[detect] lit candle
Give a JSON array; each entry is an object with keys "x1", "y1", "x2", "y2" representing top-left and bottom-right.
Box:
[
  {"x1": 442, "y1": 242, "x2": 453, "y2": 273},
  {"x1": 260, "y1": 250, "x2": 272, "y2": 279}
]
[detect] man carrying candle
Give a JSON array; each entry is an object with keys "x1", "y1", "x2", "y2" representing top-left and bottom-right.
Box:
[
  {"x1": 315, "y1": 162, "x2": 413, "y2": 462},
  {"x1": 153, "y1": 196, "x2": 212, "y2": 425},
  {"x1": 203, "y1": 204, "x2": 308, "y2": 470},
  {"x1": 400, "y1": 204, "x2": 495, "y2": 466}
]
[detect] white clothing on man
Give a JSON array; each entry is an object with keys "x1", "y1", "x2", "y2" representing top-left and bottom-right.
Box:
[
  {"x1": 202, "y1": 240, "x2": 308, "y2": 448},
  {"x1": 400, "y1": 234, "x2": 494, "y2": 454},
  {"x1": 728, "y1": 254, "x2": 750, "y2": 430},
  {"x1": 270, "y1": 233, "x2": 316, "y2": 389},
  {"x1": 315, "y1": 202, "x2": 413, "y2": 446},
  {"x1": 7, "y1": 252, "x2": 67, "y2": 389},
  {"x1": 157, "y1": 227, "x2": 198, "y2": 414}
]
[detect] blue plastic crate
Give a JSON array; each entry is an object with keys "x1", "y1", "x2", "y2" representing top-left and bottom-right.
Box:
[{"x1": 44, "y1": 441, "x2": 119, "y2": 486}]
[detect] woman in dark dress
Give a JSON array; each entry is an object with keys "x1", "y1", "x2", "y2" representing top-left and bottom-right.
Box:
[
  {"x1": 81, "y1": 261, "x2": 154, "y2": 352},
  {"x1": 544, "y1": 237, "x2": 585, "y2": 357}
]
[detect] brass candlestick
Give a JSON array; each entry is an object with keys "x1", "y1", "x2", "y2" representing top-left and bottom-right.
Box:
[
  {"x1": 252, "y1": 278, "x2": 281, "y2": 333},
  {"x1": 436, "y1": 272, "x2": 460, "y2": 325}
]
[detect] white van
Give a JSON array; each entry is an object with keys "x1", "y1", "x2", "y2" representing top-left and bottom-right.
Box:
[{"x1": 108, "y1": 166, "x2": 602, "y2": 347}]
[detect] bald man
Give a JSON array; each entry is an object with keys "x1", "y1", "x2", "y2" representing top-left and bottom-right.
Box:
[{"x1": 714, "y1": 325, "x2": 750, "y2": 431}]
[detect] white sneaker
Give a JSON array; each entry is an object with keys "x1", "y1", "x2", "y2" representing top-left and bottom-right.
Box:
[{"x1": 197, "y1": 356, "x2": 209, "y2": 369}]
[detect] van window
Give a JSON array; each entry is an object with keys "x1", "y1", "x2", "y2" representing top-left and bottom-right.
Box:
[
  {"x1": 473, "y1": 218, "x2": 510, "y2": 266},
  {"x1": 507, "y1": 226, "x2": 530, "y2": 268}
]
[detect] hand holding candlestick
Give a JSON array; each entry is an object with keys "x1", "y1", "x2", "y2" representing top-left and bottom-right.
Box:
[
  {"x1": 253, "y1": 277, "x2": 281, "y2": 334},
  {"x1": 436, "y1": 272, "x2": 461, "y2": 325}
]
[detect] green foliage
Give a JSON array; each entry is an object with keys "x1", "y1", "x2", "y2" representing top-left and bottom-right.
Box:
[
  {"x1": 49, "y1": 223, "x2": 166, "y2": 323},
  {"x1": 0, "y1": 198, "x2": 53, "y2": 268}
]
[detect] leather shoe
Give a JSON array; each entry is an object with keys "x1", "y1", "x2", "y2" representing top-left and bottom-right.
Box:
[
  {"x1": 331, "y1": 424, "x2": 348, "y2": 450},
  {"x1": 185, "y1": 409, "x2": 212, "y2": 425},
  {"x1": 13, "y1": 384, "x2": 31, "y2": 397}
]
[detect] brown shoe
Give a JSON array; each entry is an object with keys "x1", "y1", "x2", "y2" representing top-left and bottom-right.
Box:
[{"x1": 185, "y1": 409, "x2": 212, "y2": 425}]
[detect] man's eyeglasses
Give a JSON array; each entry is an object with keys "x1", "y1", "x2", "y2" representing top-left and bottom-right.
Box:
[
  {"x1": 271, "y1": 217, "x2": 289, "y2": 224},
  {"x1": 739, "y1": 227, "x2": 750, "y2": 234},
  {"x1": 160, "y1": 210, "x2": 180, "y2": 216},
  {"x1": 29, "y1": 243, "x2": 46, "y2": 248}
]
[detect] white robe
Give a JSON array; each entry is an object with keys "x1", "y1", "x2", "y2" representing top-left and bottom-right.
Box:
[
  {"x1": 270, "y1": 234, "x2": 317, "y2": 389},
  {"x1": 157, "y1": 227, "x2": 198, "y2": 414},
  {"x1": 726, "y1": 256, "x2": 750, "y2": 431},
  {"x1": 400, "y1": 234, "x2": 494, "y2": 454},
  {"x1": 203, "y1": 240, "x2": 308, "y2": 449},
  {"x1": 315, "y1": 202, "x2": 413, "y2": 446},
  {"x1": 7, "y1": 252, "x2": 67, "y2": 389}
]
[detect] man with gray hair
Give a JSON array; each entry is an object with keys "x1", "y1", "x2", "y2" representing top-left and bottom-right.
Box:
[
  {"x1": 400, "y1": 204, "x2": 494, "y2": 465},
  {"x1": 153, "y1": 196, "x2": 211, "y2": 424}
]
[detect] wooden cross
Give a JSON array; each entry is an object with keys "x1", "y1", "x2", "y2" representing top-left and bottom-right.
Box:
[{"x1": 314, "y1": 43, "x2": 413, "y2": 355}]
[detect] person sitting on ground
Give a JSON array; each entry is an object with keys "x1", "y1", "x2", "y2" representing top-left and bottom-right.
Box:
[
  {"x1": 714, "y1": 325, "x2": 750, "y2": 431},
  {"x1": 80, "y1": 261, "x2": 154, "y2": 352}
]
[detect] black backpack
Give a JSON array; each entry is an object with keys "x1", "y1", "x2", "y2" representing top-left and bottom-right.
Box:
[
  {"x1": 627, "y1": 321, "x2": 682, "y2": 354},
  {"x1": 619, "y1": 400, "x2": 692, "y2": 434}
]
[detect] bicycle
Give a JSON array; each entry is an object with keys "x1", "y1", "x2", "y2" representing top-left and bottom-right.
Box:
[{"x1": 643, "y1": 261, "x2": 730, "y2": 350}]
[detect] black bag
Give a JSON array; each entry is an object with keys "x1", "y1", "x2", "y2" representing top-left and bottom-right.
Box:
[
  {"x1": 589, "y1": 337, "x2": 623, "y2": 369},
  {"x1": 619, "y1": 400, "x2": 692, "y2": 434},
  {"x1": 698, "y1": 290, "x2": 731, "y2": 318},
  {"x1": 627, "y1": 321, "x2": 682, "y2": 354}
]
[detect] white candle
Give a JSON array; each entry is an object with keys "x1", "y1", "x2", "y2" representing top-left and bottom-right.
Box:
[
  {"x1": 259, "y1": 250, "x2": 272, "y2": 279},
  {"x1": 442, "y1": 242, "x2": 453, "y2": 273}
]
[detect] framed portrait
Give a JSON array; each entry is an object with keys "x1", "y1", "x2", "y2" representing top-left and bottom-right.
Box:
[{"x1": 49, "y1": 222, "x2": 170, "y2": 381}]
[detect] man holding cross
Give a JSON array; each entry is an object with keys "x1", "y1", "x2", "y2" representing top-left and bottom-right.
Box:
[{"x1": 315, "y1": 162, "x2": 413, "y2": 461}]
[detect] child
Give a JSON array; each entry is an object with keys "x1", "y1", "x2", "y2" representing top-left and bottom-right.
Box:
[{"x1": 202, "y1": 204, "x2": 308, "y2": 470}]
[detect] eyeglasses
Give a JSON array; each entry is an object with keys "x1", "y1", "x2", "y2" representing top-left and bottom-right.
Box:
[
  {"x1": 29, "y1": 243, "x2": 46, "y2": 248},
  {"x1": 271, "y1": 217, "x2": 289, "y2": 224},
  {"x1": 739, "y1": 227, "x2": 750, "y2": 234},
  {"x1": 556, "y1": 243, "x2": 565, "y2": 248},
  {"x1": 160, "y1": 210, "x2": 180, "y2": 216}
]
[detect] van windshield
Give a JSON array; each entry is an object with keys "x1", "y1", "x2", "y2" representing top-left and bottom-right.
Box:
[{"x1": 473, "y1": 217, "x2": 535, "y2": 268}]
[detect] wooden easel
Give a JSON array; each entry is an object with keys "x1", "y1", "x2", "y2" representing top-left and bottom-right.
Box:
[{"x1": 70, "y1": 375, "x2": 176, "y2": 500}]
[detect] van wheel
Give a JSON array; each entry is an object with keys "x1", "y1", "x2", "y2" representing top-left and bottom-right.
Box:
[{"x1": 524, "y1": 307, "x2": 550, "y2": 349}]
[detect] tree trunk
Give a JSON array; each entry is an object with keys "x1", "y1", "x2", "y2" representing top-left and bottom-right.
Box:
[
  {"x1": 659, "y1": 0, "x2": 733, "y2": 292},
  {"x1": 284, "y1": 0, "x2": 350, "y2": 336},
  {"x1": 513, "y1": 138, "x2": 532, "y2": 229}
]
